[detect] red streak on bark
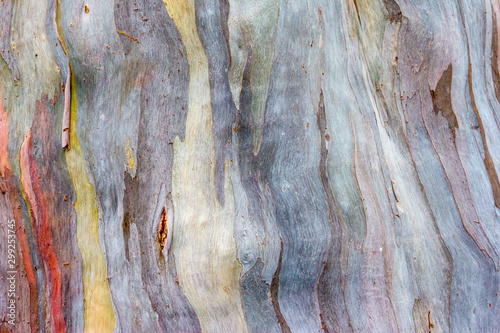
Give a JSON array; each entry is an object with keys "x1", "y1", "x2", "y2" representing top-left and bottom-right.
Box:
[
  {"x1": 20, "y1": 131, "x2": 67, "y2": 333},
  {"x1": 0, "y1": 82, "x2": 39, "y2": 331},
  {"x1": 5, "y1": 169, "x2": 40, "y2": 332}
]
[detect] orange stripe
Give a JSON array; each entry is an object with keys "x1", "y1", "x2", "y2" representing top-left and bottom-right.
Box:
[
  {"x1": 0, "y1": 82, "x2": 39, "y2": 331},
  {"x1": 20, "y1": 131, "x2": 67, "y2": 333}
]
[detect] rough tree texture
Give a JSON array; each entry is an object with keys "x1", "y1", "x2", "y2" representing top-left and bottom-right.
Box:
[{"x1": 1, "y1": 0, "x2": 500, "y2": 332}]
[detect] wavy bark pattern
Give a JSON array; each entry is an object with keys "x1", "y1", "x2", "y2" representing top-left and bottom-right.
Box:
[{"x1": 1, "y1": 0, "x2": 500, "y2": 332}]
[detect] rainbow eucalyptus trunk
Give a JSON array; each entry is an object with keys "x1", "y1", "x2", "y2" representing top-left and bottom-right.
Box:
[{"x1": 1, "y1": 0, "x2": 500, "y2": 332}]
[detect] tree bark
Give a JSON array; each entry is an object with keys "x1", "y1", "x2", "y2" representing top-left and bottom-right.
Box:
[{"x1": 1, "y1": 0, "x2": 500, "y2": 332}]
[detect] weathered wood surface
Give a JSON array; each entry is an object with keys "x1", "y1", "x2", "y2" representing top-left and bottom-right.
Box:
[{"x1": 1, "y1": 0, "x2": 500, "y2": 332}]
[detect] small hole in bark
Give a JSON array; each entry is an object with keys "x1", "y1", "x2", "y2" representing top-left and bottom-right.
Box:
[{"x1": 157, "y1": 208, "x2": 168, "y2": 249}]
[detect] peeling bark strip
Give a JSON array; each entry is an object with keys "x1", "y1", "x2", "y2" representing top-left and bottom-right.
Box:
[
  {"x1": 49, "y1": 0, "x2": 72, "y2": 150},
  {"x1": 61, "y1": 72, "x2": 71, "y2": 150},
  {"x1": 0, "y1": 82, "x2": 8, "y2": 175},
  {"x1": 2, "y1": 0, "x2": 500, "y2": 332}
]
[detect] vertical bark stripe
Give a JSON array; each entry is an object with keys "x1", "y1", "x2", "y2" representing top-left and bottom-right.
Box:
[
  {"x1": 64, "y1": 70, "x2": 116, "y2": 332},
  {"x1": 19, "y1": 131, "x2": 67, "y2": 333},
  {"x1": 164, "y1": 0, "x2": 248, "y2": 331}
]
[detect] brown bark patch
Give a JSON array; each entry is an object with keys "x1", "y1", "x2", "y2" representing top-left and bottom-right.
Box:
[{"x1": 431, "y1": 64, "x2": 458, "y2": 132}]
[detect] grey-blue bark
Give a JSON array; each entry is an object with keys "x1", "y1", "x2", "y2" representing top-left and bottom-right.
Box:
[{"x1": 1, "y1": 0, "x2": 500, "y2": 332}]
